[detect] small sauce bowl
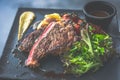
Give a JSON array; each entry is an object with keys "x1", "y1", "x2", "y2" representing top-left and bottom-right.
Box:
[{"x1": 83, "y1": 1, "x2": 116, "y2": 30}]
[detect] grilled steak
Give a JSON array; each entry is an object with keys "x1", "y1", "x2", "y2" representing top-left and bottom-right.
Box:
[
  {"x1": 25, "y1": 20, "x2": 79, "y2": 67},
  {"x1": 18, "y1": 13, "x2": 84, "y2": 53},
  {"x1": 18, "y1": 13, "x2": 85, "y2": 67},
  {"x1": 18, "y1": 26, "x2": 45, "y2": 52},
  {"x1": 18, "y1": 14, "x2": 64, "y2": 52}
]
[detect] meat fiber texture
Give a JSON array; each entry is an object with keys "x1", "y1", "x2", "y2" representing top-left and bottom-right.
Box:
[
  {"x1": 18, "y1": 27, "x2": 45, "y2": 52},
  {"x1": 18, "y1": 13, "x2": 84, "y2": 68},
  {"x1": 25, "y1": 21, "x2": 78, "y2": 67}
]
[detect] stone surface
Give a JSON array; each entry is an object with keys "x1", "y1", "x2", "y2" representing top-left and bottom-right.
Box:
[{"x1": 0, "y1": 0, "x2": 120, "y2": 57}]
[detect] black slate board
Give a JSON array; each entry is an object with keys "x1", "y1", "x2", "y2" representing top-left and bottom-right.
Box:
[{"x1": 0, "y1": 8, "x2": 120, "y2": 80}]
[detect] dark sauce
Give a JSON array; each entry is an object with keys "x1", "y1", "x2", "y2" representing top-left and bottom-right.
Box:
[{"x1": 90, "y1": 10, "x2": 109, "y2": 17}]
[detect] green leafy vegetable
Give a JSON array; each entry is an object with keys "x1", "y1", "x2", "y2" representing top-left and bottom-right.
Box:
[{"x1": 62, "y1": 24, "x2": 113, "y2": 75}]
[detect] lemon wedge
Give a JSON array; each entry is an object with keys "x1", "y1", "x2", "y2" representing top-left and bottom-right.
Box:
[{"x1": 37, "y1": 13, "x2": 61, "y2": 30}]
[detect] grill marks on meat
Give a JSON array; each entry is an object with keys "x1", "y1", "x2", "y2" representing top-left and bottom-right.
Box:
[
  {"x1": 18, "y1": 13, "x2": 84, "y2": 68},
  {"x1": 25, "y1": 21, "x2": 78, "y2": 67},
  {"x1": 18, "y1": 26, "x2": 45, "y2": 52},
  {"x1": 48, "y1": 23, "x2": 77, "y2": 55},
  {"x1": 18, "y1": 13, "x2": 83, "y2": 53},
  {"x1": 25, "y1": 22, "x2": 56, "y2": 67}
]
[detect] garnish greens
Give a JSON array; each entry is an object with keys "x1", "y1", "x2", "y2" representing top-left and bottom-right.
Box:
[{"x1": 62, "y1": 25, "x2": 112, "y2": 75}]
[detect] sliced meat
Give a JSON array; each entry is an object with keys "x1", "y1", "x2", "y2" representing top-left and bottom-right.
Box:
[
  {"x1": 18, "y1": 27, "x2": 45, "y2": 52},
  {"x1": 25, "y1": 21, "x2": 78, "y2": 67},
  {"x1": 18, "y1": 13, "x2": 84, "y2": 53},
  {"x1": 18, "y1": 17, "x2": 59, "y2": 52}
]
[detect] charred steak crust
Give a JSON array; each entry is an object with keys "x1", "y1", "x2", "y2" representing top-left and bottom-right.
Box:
[
  {"x1": 25, "y1": 21, "x2": 78, "y2": 67},
  {"x1": 18, "y1": 13, "x2": 84, "y2": 68},
  {"x1": 18, "y1": 27, "x2": 45, "y2": 52},
  {"x1": 18, "y1": 13, "x2": 83, "y2": 53}
]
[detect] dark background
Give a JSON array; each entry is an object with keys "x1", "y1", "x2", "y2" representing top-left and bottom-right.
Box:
[{"x1": 0, "y1": 0, "x2": 120, "y2": 57}]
